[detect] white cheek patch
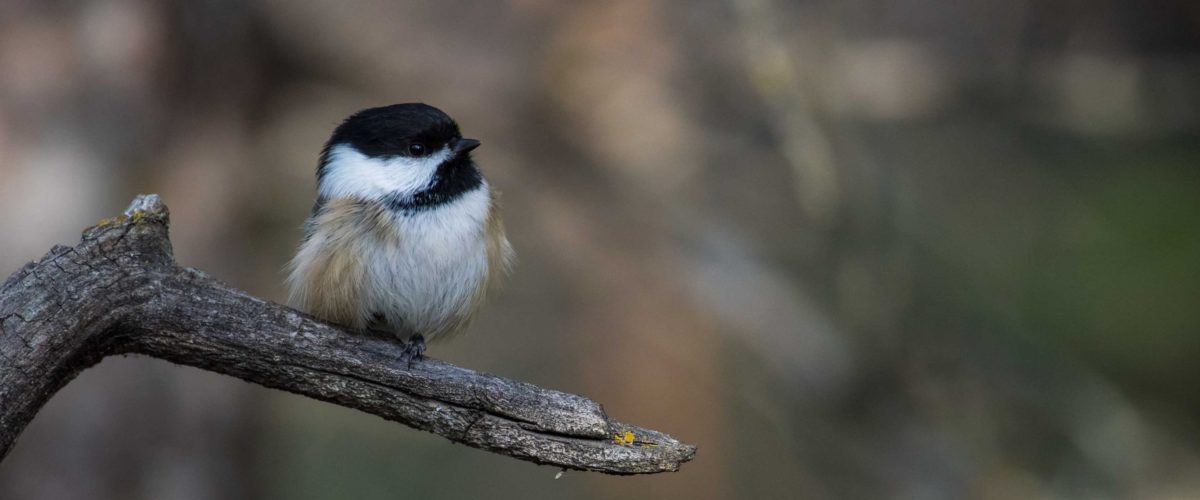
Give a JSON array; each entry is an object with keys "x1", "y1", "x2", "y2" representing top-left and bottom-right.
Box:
[{"x1": 319, "y1": 144, "x2": 451, "y2": 201}]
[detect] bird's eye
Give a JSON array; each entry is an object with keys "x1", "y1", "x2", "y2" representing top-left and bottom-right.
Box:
[{"x1": 408, "y1": 143, "x2": 427, "y2": 156}]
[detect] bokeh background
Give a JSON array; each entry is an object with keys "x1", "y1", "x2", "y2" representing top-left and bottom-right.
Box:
[{"x1": 2, "y1": 0, "x2": 1199, "y2": 499}]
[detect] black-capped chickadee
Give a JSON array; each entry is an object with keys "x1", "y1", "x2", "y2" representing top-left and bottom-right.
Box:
[{"x1": 287, "y1": 103, "x2": 514, "y2": 358}]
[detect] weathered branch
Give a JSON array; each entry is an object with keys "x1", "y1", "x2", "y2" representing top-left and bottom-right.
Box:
[{"x1": 0, "y1": 194, "x2": 695, "y2": 474}]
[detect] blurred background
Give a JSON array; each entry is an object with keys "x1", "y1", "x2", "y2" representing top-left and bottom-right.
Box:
[{"x1": 1, "y1": 0, "x2": 1199, "y2": 499}]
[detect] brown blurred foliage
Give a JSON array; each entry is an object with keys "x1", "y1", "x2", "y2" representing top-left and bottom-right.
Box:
[{"x1": 2, "y1": 0, "x2": 1199, "y2": 499}]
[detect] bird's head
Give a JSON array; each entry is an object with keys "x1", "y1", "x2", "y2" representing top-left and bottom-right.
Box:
[{"x1": 316, "y1": 103, "x2": 483, "y2": 211}]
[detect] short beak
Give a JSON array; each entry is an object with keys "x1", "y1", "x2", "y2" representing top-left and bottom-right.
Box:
[{"x1": 453, "y1": 138, "x2": 481, "y2": 155}]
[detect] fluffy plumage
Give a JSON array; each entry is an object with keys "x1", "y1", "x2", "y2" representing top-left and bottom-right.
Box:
[{"x1": 287, "y1": 103, "x2": 513, "y2": 342}]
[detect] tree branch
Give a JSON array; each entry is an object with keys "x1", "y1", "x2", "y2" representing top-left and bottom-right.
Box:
[{"x1": 0, "y1": 194, "x2": 695, "y2": 474}]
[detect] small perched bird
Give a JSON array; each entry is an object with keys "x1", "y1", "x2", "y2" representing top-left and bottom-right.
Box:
[{"x1": 287, "y1": 103, "x2": 514, "y2": 358}]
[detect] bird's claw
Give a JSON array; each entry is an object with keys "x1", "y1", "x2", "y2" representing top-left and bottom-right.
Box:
[{"x1": 401, "y1": 333, "x2": 425, "y2": 368}]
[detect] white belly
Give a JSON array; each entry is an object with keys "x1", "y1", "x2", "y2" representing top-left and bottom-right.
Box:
[{"x1": 364, "y1": 188, "x2": 493, "y2": 339}]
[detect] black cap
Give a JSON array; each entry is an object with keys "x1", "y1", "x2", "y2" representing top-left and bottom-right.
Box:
[{"x1": 325, "y1": 103, "x2": 463, "y2": 159}]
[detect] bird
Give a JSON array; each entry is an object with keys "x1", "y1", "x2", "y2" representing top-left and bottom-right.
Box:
[{"x1": 286, "y1": 103, "x2": 514, "y2": 359}]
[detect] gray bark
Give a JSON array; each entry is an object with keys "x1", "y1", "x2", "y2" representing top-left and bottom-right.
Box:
[{"x1": 0, "y1": 194, "x2": 695, "y2": 475}]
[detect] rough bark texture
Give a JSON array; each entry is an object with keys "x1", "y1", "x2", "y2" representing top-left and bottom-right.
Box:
[{"x1": 0, "y1": 194, "x2": 695, "y2": 474}]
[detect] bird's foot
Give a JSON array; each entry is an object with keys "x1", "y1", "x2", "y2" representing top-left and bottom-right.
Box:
[{"x1": 400, "y1": 333, "x2": 425, "y2": 367}]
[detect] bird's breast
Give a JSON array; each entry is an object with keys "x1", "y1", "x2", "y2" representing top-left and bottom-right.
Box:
[
  {"x1": 363, "y1": 186, "x2": 495, "y2": 338},
  {"x1": 288, "y1": 185, "x2": 502, "y2": 340}
]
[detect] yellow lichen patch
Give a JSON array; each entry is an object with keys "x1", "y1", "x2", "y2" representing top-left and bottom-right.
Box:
[
  {"x1": 613, "y1": 431, "x2": 636, "y2": 446},
  {"x1": 94, "y1": 215, "x2": 131, "y2": 228}
]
